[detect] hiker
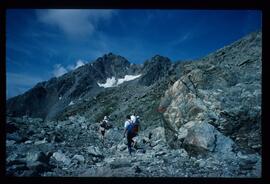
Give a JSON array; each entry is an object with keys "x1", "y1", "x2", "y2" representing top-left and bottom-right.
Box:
[
  {"x1": 99, "y1": 116, "x2": 111, "y2": 144},
  {"x1": 130, "y1": 113, "x2": 140, "y2": 148},
  {"x1": 123, "y1": 115, "x2": 137, "y2": 155}
]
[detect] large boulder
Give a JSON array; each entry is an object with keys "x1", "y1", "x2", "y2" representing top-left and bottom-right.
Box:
[
  {"x1": 181, "y1": 121, "x2": 234, "y2": 156},
  {"x1": 183, "y1": 122, "x2": 216, "y2": 153},
  {"x1": 52, "y1": 151, "x2": 71, "y2": 166}
]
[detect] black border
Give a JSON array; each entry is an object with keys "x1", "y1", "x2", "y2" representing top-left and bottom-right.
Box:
[
  {"x1": 0, "y1": 0, "x2": 268, "y2": 184},
  {"x1": 0, "y1": 0, "x2": 264, "y2": 9}
]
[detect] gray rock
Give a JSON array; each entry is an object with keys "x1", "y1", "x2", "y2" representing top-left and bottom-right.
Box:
[
  {"x1": 183, "y1": 122, "x2": 216, "y2": 153},
  {"x1": 6, "y1": 132, "x2": 23, "y2": 142},
  {"x1": 52, "y1": 151, "x2": 71, "y2": 166},
  {"x1": 86, "y1": 146, "x2": 103, "y2": 158},
  {"x1": 21, "y1": 170, "x2": 37, "y2": 176},
  {"x1": 72, "y1": 154, "x2": 85, "y2": 163},
  {"x1": 8, "y1": 164, "x2": 28, "y2": 172},
  {"x1": 109, "y1": 158, "x2": 131, "y2": 169},
  {"x1": 26, "y1": 151, "x2": 48, "y2": 163},
  {"x1": 118, "y1": 143, "x2": 127, "y2": 151},
  {"x1": 34, "y1": 138, "x2": 47, "y2": 145},
  {"x1": 26, "y1": 161, "x2": 50, "y2": 174},
  {"x1": 214, "y1": 131, "x2": 234, "y2": 155},
  {"x1": 6, "y1": 140, "x2": 16, "y2": 146},
  {"x1": 103, "y1": 129, "x2": 123, "y2": 147},
  {"x1": 6, "y1": 153, "x2": 20, "y2": 163}
]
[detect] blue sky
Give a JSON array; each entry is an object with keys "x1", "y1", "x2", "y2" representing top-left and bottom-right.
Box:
[{"x1": 6, "y1": 9, "x2": 261, "y2": 99}]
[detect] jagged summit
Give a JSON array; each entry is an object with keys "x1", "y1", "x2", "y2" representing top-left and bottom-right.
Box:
[
  {"x1": 139, "y1": 55, "x2": 172, "y2": 86},
  {"x1": 95, "y1": 52, "x2": 130, "y2": 64},
  {"x1": 150, "y1": 54, "x2": 171, "y2": 61}
]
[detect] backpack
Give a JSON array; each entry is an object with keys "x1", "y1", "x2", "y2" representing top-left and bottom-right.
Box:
[
  {"x1": 127, "y1": 122, "x2": 135, "y2": 134},
  {"x1": 100, "y1": 120, "x2": 110, "y2": 130},
  {"x1": 132, "y1": 118, "x2": 140, "y2": 133}
]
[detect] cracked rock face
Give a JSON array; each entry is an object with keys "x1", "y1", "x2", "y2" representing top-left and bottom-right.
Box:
[{"x1": 160, "y1": 31, "x2": 261, "y2": 156}]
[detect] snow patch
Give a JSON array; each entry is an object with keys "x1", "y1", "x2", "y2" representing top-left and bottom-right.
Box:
[
  {"x1": 117, "y1": 75, "x2": 141, "y2": 85},
  {"x1": 69, "y1": 101, "x2": 75, "y2": 106},
  {"x1": 97, "y1": 74, "x2": 141, "y2": 88},
  {"x1": 97, "y1": 77, "x2": 117, "y2": 88}
]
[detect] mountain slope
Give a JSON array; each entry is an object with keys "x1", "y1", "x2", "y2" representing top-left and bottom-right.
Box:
[{"x1": 6, "y1": 53, "x2": 143, "y2": 120}]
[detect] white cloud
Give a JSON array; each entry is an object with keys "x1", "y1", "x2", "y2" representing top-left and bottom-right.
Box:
[
  {"x1": 75, "y1": 60, "x2": 85, "y2": 69},
  {"x1": 67, "y1": 59, "x2": 85, "y2": 70},
  {"x1": 54, "y1": 60, "x2": 86, "y2": 77},
  {"x1": 53, "y1": 64, "x2": 68, "y2": 77},
  {"x1": 36, "y1": 9, "x2": 115, "y2": 38}
]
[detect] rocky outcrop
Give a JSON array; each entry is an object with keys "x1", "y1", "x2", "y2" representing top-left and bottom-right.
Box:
[{"x1": 159, "y1": 31, "x2": 261, "y2": 156}]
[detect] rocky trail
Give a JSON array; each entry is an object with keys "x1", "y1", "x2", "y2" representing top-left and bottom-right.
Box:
[{"x1": 6, "y1": 115, "x2": 261, "y2": 177}]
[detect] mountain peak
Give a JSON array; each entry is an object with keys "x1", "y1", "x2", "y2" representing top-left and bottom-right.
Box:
[
  {"x1": 94, "y1": 53, "x2": 130, "y2": 67},
  {"x1": 99, "y1": 52, "x2": 127, "y2": 61},
  {"x1": 151, "y1": 54, "x2": 170, "y2": 61},
  {"x1": 103, "y1": 52, "x2": 118, "y2": 58}
]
